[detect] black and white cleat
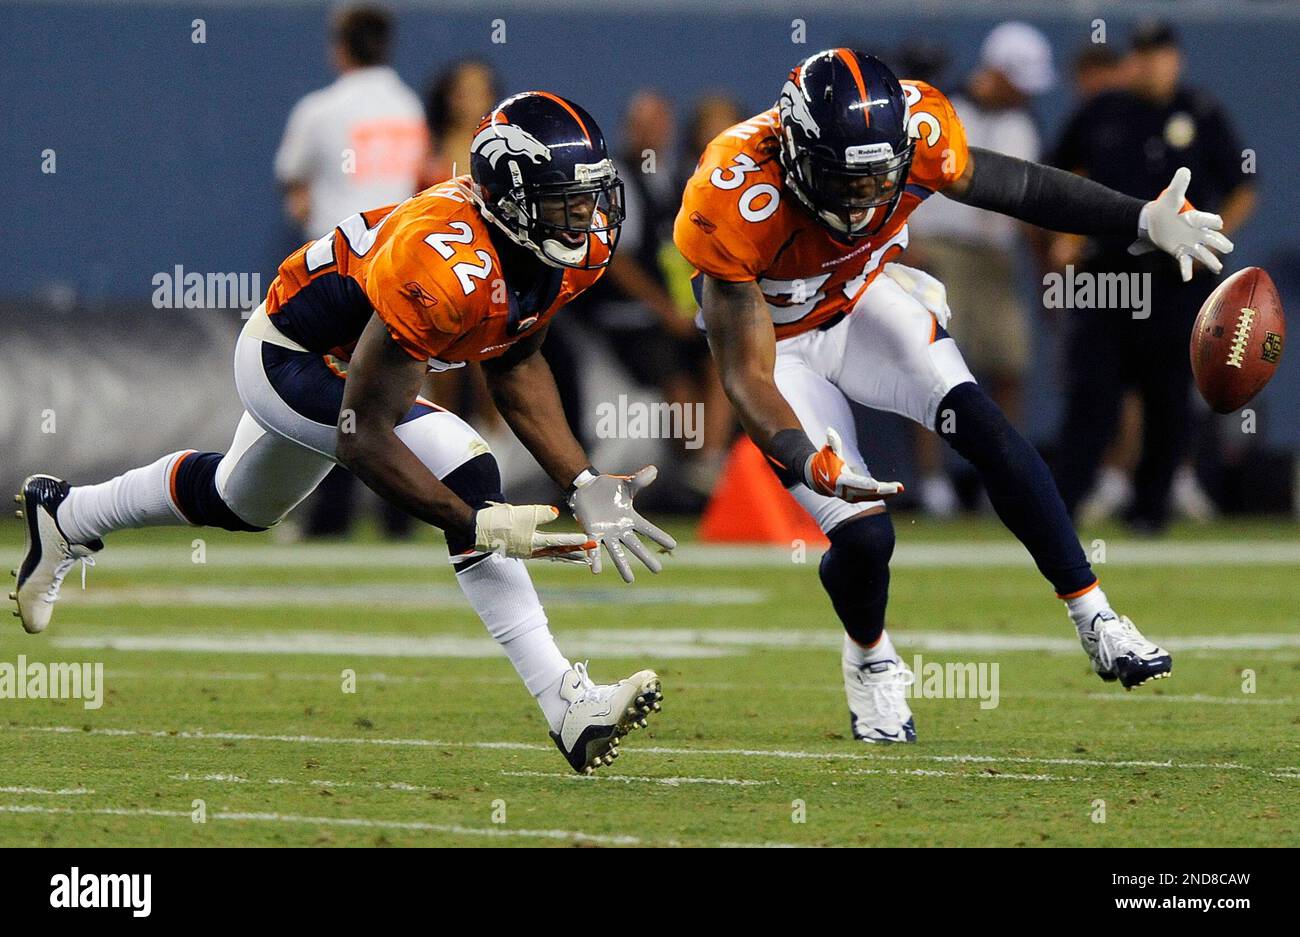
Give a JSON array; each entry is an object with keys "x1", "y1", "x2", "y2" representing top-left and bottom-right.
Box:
[
  {"x1": 12, "y1": 474, "x2": 102, "y2": 635},
  {"x1": 550, "y1": 663, "x2": 662, "y2": 774},
  {"x1": 845, "y1": 651, "x2": 918, "y2": 744},
  {"x1": 1079, "y1": 612, "x2": 1173, "y2": 690}
]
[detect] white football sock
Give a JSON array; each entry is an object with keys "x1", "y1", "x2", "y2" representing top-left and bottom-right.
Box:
[
  {"x1": 843, "y1": 629, "x2": 898, "y2": 667},
  {"x1": 57, "y1": 451, "x2": 193, "y2": 545},
  {"x1": 1065, "y1": 584, "x2": 1112, "y2": 631},
  {"x1": 453, "y1": 552, "x2": 571, "y2": 732}
]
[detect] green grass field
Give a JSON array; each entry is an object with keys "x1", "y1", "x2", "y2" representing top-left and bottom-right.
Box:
[{"x1": 1, "y1": 514, "x2": 1297, "y2": 847}]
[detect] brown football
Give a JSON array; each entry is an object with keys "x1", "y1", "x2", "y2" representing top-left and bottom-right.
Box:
[{"x1": 1190, "y1": 267, "x2": 1286, "y2": 414}]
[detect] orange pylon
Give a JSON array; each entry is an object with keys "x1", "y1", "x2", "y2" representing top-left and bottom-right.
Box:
[{"x1": 699, "y1": 436, "x2": 829, "y2": 546}]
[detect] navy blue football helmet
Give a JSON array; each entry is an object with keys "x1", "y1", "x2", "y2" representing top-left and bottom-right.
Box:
[
  {"x1": 469, "y1": 91, "x2": 624, "y2": 269},
  {"x1": 776, "y1": 49, "x2": 914, "y2": 240}
]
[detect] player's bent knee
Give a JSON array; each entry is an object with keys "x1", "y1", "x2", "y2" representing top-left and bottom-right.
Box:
[
  {"x1": 823, "y1": 510, "x2": 896, "y2": 572},
  {"x1": 440, "y1": 453, "x2": 505, "y2": 558},
  {"x1": 174, "y1": 452, "x2": 269, "y2": 532}
]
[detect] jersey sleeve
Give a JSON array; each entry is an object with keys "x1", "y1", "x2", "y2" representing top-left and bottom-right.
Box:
[
  {"x1": 363, "y1": 231, "x2": 467, "y2": 361},
  {"x1": 673, "y1": 156, "x2": 768, "y2": 282},
  {"x1": 902, "y1": 81, "x2": 970, "y2": 195}
]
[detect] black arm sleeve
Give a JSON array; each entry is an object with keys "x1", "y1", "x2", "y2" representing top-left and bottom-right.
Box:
[
  {"x1": 952, "y1": 146, "x2": 1145, "y2": 237},
  {"x1": 769, "y1": 428, "x2": 817, "y2": 488}
]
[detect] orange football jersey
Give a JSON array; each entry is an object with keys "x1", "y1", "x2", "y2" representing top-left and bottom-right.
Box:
[
  {"x1": 265, "y1": 176, "x2": 608, "y2": 364},
  {"x1": 674, "y1": 81, "x2": 967, "y2": 340}
]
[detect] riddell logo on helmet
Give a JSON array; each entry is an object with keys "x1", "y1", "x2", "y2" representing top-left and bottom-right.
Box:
[{"x1": 845, "y1": 142, "x2": 895, "y2": 164}]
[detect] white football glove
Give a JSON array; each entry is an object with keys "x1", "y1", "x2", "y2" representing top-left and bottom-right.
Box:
[
  {"x1": 1130, "y1": 166, "x2": 1234, "y2": 282},
  {"x1": 882, "y1": 262, "x2": 952, "y2": 329},
  {"x1": 568, "y1": 467, "x2": 677, "y2": 583},
  {"x1": 805, "y1": 427, "x2": 904, "y2": 503},
  {"x1": 473, "y1": 502, "x2": 594, "y2": 563}
]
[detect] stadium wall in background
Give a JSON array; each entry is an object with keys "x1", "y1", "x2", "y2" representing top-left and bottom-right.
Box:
[{"x1": 2, "y1": 0, "x2": 1296, "y2": 470}]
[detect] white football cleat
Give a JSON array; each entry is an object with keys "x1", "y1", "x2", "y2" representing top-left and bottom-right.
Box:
[
  {"x1": 550, "y1": 662, "x2": 662, "y2": 774},
  {"x1": 1078, "y1": 612, "x2": 1172, "y2": 689},
  {"x1": 11, "y1": 475, "x2": 101, "y2": 635},
  {"x1": 844, "y1": 645, "x2": 917, "y2": 743}
]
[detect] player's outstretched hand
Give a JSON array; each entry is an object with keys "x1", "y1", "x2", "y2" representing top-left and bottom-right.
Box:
[
  {"x1": 807, "y1": 427, "x2": 904, "y2": 503},
  {"x1": 568, "y1": 467, "x2": 677, "y2": 583},
  {"x1": 473, "y1": 502, "x2": 596, "y2": 564},
  {"x1": 1131, "y1": 166, "x2": 1234, "y2": 282}
]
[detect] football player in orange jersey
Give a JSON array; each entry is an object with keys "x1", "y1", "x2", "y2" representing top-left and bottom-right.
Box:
[
  {"x1": 13, "y1": 92, "x2": 676, "y2": 773},
  {"x1": 675, "y1": 50, "x2": 1233, "y2": 742}
]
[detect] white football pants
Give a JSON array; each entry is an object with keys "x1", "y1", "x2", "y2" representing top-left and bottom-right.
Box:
[
  {"x1": 774, "y1": 273, "x2": 976, "y2": 532},
  {"x1": 216, "y1": 305, "x2": 489, "y2": 529}
]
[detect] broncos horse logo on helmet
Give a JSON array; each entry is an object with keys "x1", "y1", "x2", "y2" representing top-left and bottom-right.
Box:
[
  {"x1": 470, "y1": 91, "x2": 624, "y2": 269},
  {"x1": 777, "y1": 49, "x2": 915, "y2": 240},
  {"x1": 470, "y1": 122, "x2": 553, "y2": 169},
  {"x1": 778, "y1": 79, "x2": 822, "y2": 140}
]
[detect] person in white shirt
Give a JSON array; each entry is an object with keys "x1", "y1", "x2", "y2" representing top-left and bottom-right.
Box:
[
  {"x1": 274, "y1": 5, "x2": 427, "y2": 539},
  {"x1": 275, "y1": 5, "x2": 427, "y2": 240},
  {"x1": 907, "y1": 21, "x2": 1056, "y2": 517}
]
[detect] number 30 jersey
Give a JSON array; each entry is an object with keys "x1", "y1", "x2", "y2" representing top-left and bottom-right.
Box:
[
  {"x1": 264, "y1": 176, "x2": 608, "y2": 364},
  {"x1": 673, "y1": 81, "x2": 967, "y2": 340}
]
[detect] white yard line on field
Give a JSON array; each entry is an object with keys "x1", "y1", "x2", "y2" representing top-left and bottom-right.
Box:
[
  {"x1": 0, "y1": 786, "x2": 93, "y2": 796},
  {"x1": 53, "y1": 630, "x2": 729, "y2": 660},
  {"x1": 8, "y1": 723, "x2": 1298, "y2": 780},
  {"x1": 60, "y1": 584, "x2": 765, "y2": 610},
  {"x1": 100, "y1": 670, "x2": 1300, "y2": 705},
  {"x1": 1079, "y1": 692, "x2": 1297, "y2": 706},
  {"x1": 84, "y1": 539, "x2": 1300, "y2": 570},
  {"x1": 850, "y1": 752, "x2": 1300, "y2": 781},
  {"x1": 0, "y1": 804, "x2": 643, "y2": 845},
  {"x1": 0, "y1": 804, "x2": 801, "y2": 848},
  {"x1": 849, "y1": 768, "x2": 1090, "y2": 782},
  {"x1": 499, "y1": 770, "x2": 774, "y2": 787},
  {"x1": 106, "y1": 669, "x2": 520, "y2": 685},
  {"x1": 169, "y1": 772, "x2": 450, "y2": 794},
  {"x1": 52, "y1": 629, "x2": 1300, "y2": 660}
]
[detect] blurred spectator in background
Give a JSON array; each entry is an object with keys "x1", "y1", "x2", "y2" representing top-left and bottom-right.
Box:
[
  {"x1": 275, "y1": 5, "x2": 426, "y2": 239},
  {"x1": 1048, "y1": 45, "x2": 1134, "y2": 272},
  {"x1": 1053, "y1": 45, "x2": 1146, "y2": 525},
  {"x1": 274, "y1": 4, "x2": 426, "y2": 539},
  {"x1": 907, "y1": 22, "x2": 1056, "y2": 517},
  {"x1": 414, "y1": 58, "x2": 508, "y2": 438},
  {"x1": 420, "y1": 57, "x2": 500, "y2": 187},
  {"x1": 1049, "y1": 21, "x2": 1257, "y2": 534},
  {"x1": 678, "y1": 94, "x2": 747, "y2": 180},
  {"x1": 578, "y1": 91, "x2": 734, "y2": 505},
  {"x1": 892, "y1": 37, "x2": 951, "y2": 87},
  {"x1": 1070, "y1": 44, "x2": 1131, "y2": 101}
]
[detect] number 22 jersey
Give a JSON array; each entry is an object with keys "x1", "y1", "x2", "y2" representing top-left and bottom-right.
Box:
[{"x1": 264, "y1": 176, "x2": 609, "y2": 366}]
